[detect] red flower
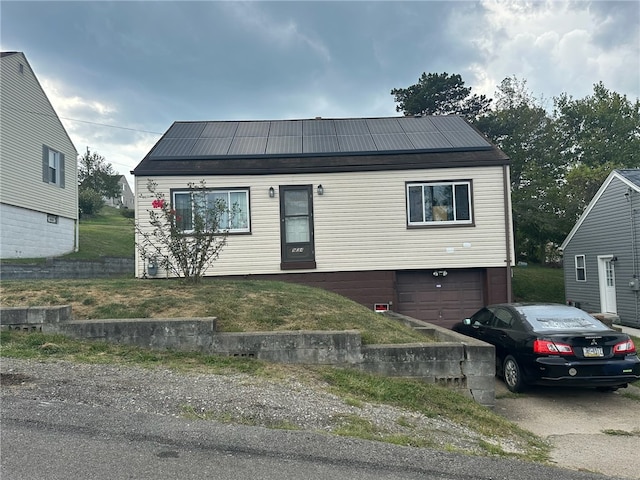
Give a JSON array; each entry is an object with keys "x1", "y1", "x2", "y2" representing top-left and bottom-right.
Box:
[{"x1": 152, "y1": 199, "x2": 165, "y2": 209}]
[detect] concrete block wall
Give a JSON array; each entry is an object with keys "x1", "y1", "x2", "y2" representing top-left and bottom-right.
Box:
[
  {"x1": 0, "y1": 306, "x2": 496, "y2": 406},
  {"x1": 0, "y1": 203, "x2": 76, "y2": 259},
  {"x1": 56, "y1": 318, "x2": 216, "y2": 352},
  {"x1": 0, "y1": 257, "x2": 134, "y2": 280},
  {"x1": 211, "y1": 330, "x2": 363, "y2": 364}
]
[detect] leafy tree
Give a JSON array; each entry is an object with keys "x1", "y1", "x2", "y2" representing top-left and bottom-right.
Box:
[
  {"x1": 78, "y1": 148, "x2": 121, "y2": 200},
  {"x1": 475, "y1": 78, "x2": 639, "y2": 263},
  {"x1": 554, "y1": 82, "x2": 640, "y2": 220},
  {"x1": 135, "y1": 180, "x2": 235, "y2": 283},
  {"x1": 474, "y1": 77, "x2": 564, "y2": 263},
  {"x1": 78, "y1": 187, "x2": 104, "y2": 216},
  {"x1": 391, "y1": 72, "x2": 492, "y2": 118}
]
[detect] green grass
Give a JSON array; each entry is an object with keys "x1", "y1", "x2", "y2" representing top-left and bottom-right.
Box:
[
  {"x1": 0, "y1": 278, "x2": 431, "y2": 345},
  {"x1": 65, "y1": 207, "x2": 134, "y2": 260},
  {"x1": 512, "y1": 265, "x2": 565, "y2": 303}
]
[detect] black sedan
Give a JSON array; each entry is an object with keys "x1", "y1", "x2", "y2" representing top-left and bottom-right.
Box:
[{"x1": 452, "y1": 303, "x2": 640, "y2": 392}]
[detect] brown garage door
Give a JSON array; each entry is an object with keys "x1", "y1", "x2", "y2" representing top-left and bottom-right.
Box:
[{"x1": 396, "y1": 269, "x2": 484, "y2": 329}]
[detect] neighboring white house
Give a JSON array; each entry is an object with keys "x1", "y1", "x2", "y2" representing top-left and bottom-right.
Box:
[
  {"x1": 104, "y1": 175, "x2": 135, "y2": 210},
  {"x1": 132, "y1": 116, "x2": 515, "y2": 329},
  {"x1": 0, "y1": 51, "x2": 79, "y2": 259}
]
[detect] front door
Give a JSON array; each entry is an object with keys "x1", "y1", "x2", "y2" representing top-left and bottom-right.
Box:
[
  {"x1": 280, "y1": 185, "x2": 316, "y2": 270},
  {"x1": 598, "y1": 256, "x2": 617, "y2": 314}
]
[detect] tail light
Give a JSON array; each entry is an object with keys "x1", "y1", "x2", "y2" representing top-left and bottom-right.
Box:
[
  {"x1": 613, "y1": 339, "x2": 636, "y2": 355},
  {"x1": 533, "y1": 339, "x2": 574, "y2": 355}
]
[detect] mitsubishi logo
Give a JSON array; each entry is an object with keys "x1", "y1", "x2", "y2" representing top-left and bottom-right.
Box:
[{"x1": 590, "y1": 338, "x2": 599, "y2": 346}]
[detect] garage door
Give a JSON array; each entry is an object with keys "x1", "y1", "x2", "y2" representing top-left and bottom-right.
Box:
[{"x1": 396, "y1": 269, "x2": 484, "y2": 329}]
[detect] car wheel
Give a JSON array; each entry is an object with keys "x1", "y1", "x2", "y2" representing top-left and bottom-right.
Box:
[{"x1": 503, "y1": 355, "x2": 525, "y2": 393}]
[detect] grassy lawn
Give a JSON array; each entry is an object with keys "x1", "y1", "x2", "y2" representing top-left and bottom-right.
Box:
[
  {"x1": 512, "y1": 265, "x2": 565, "y2": 303},
  {"x1": 0, "y1": 278, "x2": 430, "y2": 346}
]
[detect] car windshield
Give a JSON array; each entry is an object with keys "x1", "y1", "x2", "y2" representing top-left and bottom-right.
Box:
[{"x1": 515, "y1": 305, "x2": 609, "y2": 332}]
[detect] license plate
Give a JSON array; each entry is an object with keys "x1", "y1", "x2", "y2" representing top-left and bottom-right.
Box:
[{"x1": 583, "y1": 346, "x2": 604, "y2": 357}]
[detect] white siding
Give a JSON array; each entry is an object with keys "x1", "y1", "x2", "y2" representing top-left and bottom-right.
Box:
[
  {"x1": 0, "y1": 53, "x2": 78, "y2": 219},
  {"x1": 135, "y1": 166, "x2": 513, "y2": 278},
  {"x1": 0, "y1": 203, "x2": 76, "y2": 258}
]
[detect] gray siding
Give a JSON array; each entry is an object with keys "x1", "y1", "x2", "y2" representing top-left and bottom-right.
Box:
[{"x1": 563, "y1": 175, "x2": 640, "y2": 326}]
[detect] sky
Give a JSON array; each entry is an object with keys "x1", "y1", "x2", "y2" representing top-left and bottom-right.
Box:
[{"x1": 2, "y1": 1, "x2": 639, "y2": 187}]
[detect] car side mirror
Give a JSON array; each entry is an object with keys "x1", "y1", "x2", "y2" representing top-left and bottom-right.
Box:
[{"x1": 463, "y1": 318, "x2": 472, "y2": 326}]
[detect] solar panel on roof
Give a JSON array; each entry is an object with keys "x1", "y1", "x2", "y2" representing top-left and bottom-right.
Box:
[
  {"x1": 303, "y1": 135, "x2": 339, "y2": 153},
  {"x1": 337, "y1": 135, "x2": 377, "y2": 152},
  {"x1": 165, "y1": 122, "x2": 206, "y2": 138},
  {"x1": 235, "y1": 122, "x2": 270, "y2": 137},
  {"x1": 148, "y1": 115, "x2": 493, "y2": 160},
  {"x1": 397, "y1": 116, "x2": 438, "y2": 133},
  {"x1": 406, "y1": 132, "x2": 452, "y2": 149},
  {"x1": 228, "y1": 136, "x2": 267, "y2": 155},
  {"x1": 440, "y1": 129, "x2": 490, "y2": 148},
  {"x1": 371, "y1": 133, "x2": 415, "y2": 150},
  {"x1": 269, "y1": 120, "x2": 302, "y2": 136},
  {"x1": 366, "y1": 118, "x2": 404, "y2": 134},
  {"x1": 191, "y1": 137, "x2": 233, "y2": 156},
  {"x1": 334, "y1": 119, "x2": 370, "y2": 135},
  {"x1": 429, "y1": 115, "x2": 468, "y2": 131},
  {"x1": 201, "y1": 122, "x2": 238, "y2": 138},
  {"x1": 303, "y1": 119, "x2": 336, "y2": 136},
  {"x1": 266, "y1": 136, "x2": 302, "y2": 154},
  {"x1": 150, "y1": 138, "x2": 197, "y2": 158}
]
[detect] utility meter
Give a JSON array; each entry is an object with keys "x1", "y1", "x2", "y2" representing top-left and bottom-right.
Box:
[{"x1": 630, "y1": 278, "x2": 640, "y2": 291}]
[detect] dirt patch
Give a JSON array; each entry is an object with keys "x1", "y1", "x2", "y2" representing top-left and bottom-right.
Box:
[{"x1": 0, "y1": 373, "x2": 33, "y2": 386}]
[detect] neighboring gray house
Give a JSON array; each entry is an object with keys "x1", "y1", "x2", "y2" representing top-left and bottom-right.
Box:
[
  {"x1": 104, "y1": 175, "x2": 135, "y2": 209},
  {"x1": 0, "y1": 52, "x2": 79, "y2": 259},
  {"x1": 561, "y1": 169, "x2": 640, "y2": 327},
  {"x1": 132, "y1": 116, "x2": 515, "y2": 329}
]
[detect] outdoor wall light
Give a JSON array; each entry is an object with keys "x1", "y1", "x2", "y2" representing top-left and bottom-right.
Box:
[
  {"x1": 269, "y1": 187, "x2": 275, "y2": 198},
  {"x1": 317, "y1": 184, "x2": 324, "y2": 196}
]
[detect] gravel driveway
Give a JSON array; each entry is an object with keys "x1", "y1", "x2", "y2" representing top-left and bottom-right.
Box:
[{"x1": 2, "y1": 357, "x2": 639, "y2": 479}]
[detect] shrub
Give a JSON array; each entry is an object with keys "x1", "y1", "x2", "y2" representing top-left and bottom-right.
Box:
[{"x1": 78, "y1": 188, "x2": 104, "y2": 216}]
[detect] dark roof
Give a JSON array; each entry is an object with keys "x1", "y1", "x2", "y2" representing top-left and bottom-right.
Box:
[
  {"x1": 133, "y1": 115, "x2": 509, "y2": 176},
  {"x1": 0, "y1": 51, "x2": 21, "y2": 58},
  {"x1": 617, "y1": 169, "x2": 640, "y2": 188}
]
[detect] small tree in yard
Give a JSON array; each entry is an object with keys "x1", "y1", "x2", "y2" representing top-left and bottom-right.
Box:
[{"x1": 136, "y1": 180, "x2": 235, "y2": 283}]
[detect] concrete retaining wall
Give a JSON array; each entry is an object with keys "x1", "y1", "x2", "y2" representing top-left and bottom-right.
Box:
[
  {"x1": 0, "y1": 257, "x2": 134, "y2": 280},
  {"x1": 0, "y1": 306, "x2": 495, "y2": 406}
]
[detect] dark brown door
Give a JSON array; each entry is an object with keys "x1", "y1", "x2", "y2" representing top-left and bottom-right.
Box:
[{"x1": 280, "y1": 185, "x2": 316, "y2": 270}]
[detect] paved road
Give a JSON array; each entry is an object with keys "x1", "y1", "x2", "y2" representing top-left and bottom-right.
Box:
[
  {"x1": 1, "y1": 395, "x2": 625, "y2": 480},
  {"x1": 494, "y1": 380, "x2": 640, "y2": 479}
]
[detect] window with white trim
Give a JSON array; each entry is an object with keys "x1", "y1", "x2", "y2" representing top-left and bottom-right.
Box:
[
  {"x1": 407, "y1": 181, "x2": 472, "y2": 226},
  {"x1": 575, "y1": 255, "x2": 586, "y2": 281},
  {"x1": 42, "y1": 145, "x2": 65, "y2": 187},
  {"x1": 173, "y1": 188, "x2": 250, "y2": 233}
]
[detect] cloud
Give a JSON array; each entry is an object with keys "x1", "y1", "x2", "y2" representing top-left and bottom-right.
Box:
[
  {"x1": 219, "y1": 2, "x2": 331, "y2": 63},
  {"x1": 460, "y1": 0, "x2": 639, "y2": 101}
]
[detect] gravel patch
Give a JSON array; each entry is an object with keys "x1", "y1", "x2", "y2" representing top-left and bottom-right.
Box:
[{"x1": 0, "y1": 358, "x2": 529, "y2": 456}]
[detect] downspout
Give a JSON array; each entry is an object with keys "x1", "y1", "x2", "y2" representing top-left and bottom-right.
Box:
[
  {"x1": 503, "y1": 165, "x2": 513, "y2": 302},
  {"x1": 629, "y1": 188, "x2": 639, "y2": 323}
]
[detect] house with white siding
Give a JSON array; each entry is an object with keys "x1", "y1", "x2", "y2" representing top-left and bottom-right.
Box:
[
  {"x1": 561, "y1": 169, "x2": 640, "y2": 327},
  {"x1": 104, "y1": 175, "x2": 135, "y2": 210},
  {"x1": 132, "y1": 116, "x2": 514, "y2": 328},
  {"x1": 0, "y1": 51, "x2": 79, "y2": 259}
]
